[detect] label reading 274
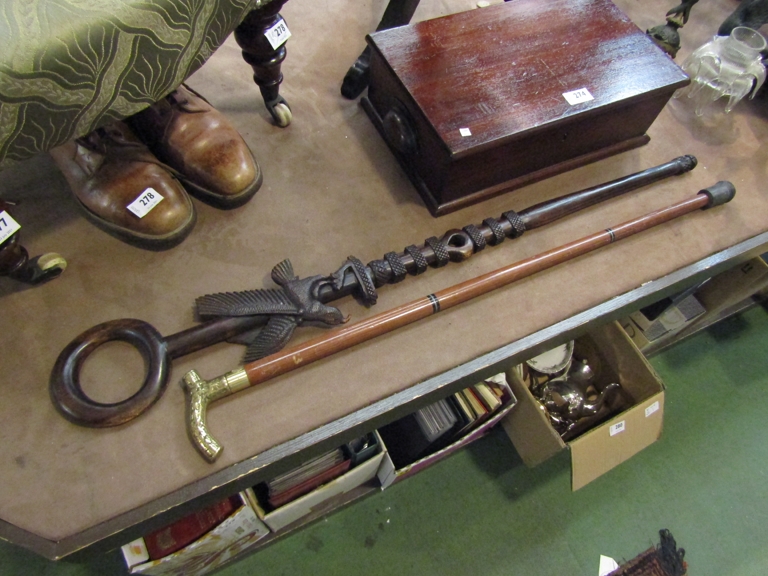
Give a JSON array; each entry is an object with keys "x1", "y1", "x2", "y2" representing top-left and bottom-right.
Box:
[
  {"x1": 563, "y1": 88, "x2": 594, "y2": 105},
  {"x1": 265, "y1": 18, "x2": 292, "y2": 50},
  {"x1": 0, "y1": 210, "x2": 21, "y2": 245}
]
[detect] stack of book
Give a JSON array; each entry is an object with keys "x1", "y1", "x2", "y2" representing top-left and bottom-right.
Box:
[
  {"x1": 258, "y1": 448, "x2": 352, "y2": 510},
  {"x1": 450, "y1": 378, "x2": 506, "y2": 436},
  {"x1": 142, "y1": 496, "x2": 242, "y2": 560},
  {"x1": 121, "y1": 489, "x2": 271, "y2": 575},
  {"x1": 378, "y1": 375, "x2": 513, "y2": 468}
]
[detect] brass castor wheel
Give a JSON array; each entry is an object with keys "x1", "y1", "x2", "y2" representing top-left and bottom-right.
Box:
[{"x1": 267, "y1": 98, "x2": 292, "y2": 127}]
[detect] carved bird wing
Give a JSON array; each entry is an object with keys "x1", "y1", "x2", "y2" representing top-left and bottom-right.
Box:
[
  {"x1": 271, "y1": 259, "x2": 297, "y2": 286},
  {"x1": 243, "y1": 315, "x2": 299, "y2": 363},
  {"x1": 195, "y1": 288, "x2": 299, "y2": 318}
]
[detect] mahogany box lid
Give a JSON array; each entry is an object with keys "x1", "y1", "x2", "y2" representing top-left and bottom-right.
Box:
[{"x1": 364, "y1": 0, "x2": 690, "y2": 214}]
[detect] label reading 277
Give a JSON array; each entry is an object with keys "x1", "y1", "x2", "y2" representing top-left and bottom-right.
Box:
[
  {"x1": 127, "y1": 188, "x2": 164, "y2": 218},
  {"x1": 0, "y1": 210, "x2": 21, "y2": 245},
  {"x1": 265, "y1": 18, "x2": 292, "y2": 50}
]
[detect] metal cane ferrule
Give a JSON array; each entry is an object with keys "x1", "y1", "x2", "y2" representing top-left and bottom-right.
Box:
[{"x1": 183, "y1": 367, "x2": 250, "y2": 462}]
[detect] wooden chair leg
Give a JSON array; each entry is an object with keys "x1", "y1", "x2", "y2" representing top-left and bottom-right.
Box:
[
  {"x1": 0, "y1": 202, "x2": 66, "y2": 285},
  {"x1": 235, "y1": 0, "x2": 293, "y2": 127},
  {"x1": 0, "y1": 233, "x2": 66, "y2": 285},
  {"x1": 341, "y1": 0, "x2": 422, "y2": 99}
]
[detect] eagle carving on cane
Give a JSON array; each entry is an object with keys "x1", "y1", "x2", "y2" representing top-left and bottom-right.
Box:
[{"x1": 196, "y1": 259, "x2": 347, "y2": 362}]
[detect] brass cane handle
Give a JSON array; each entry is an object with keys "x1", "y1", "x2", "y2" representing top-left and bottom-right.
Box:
[{"x1": 183, "y1": 367, "x2": 251, "y2": 462}]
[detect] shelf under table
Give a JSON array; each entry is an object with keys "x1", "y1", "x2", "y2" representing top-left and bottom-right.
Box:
[{"x1": 0, "y1": 0, "x2": 766, "y2": 561}]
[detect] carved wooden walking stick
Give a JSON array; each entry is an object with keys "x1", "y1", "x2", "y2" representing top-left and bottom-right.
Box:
[
  {"x1": 50, "y1": 156, "x2": 697, "y2": 429},
  {"x1": 183, "y1": 181, "x2": 734, "y2": 461}
]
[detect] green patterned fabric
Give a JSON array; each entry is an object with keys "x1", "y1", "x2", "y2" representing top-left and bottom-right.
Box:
[{"x1": 0, "y1": 0, "x2": 269, "y2": 170}]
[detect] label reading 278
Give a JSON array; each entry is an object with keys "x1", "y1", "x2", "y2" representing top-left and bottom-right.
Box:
[
  {"x1": 0, "y1": 210, "x2": 21, "y2": 245},
  {"x1": 127, "y1": 188, "x2": 164, "y2": 218},
  {"x1": 265, "y1": 18, "x2": 292, "y2": 50}
]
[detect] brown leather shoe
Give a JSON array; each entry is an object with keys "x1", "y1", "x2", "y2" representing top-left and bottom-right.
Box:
[
  {"x1": 127, "y1": 85, "x2": 262, "y2": 209},
  {"x1": 50, "y1": 121, "x2": 196, "y2": 251}
]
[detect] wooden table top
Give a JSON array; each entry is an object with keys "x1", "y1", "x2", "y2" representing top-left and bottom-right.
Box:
[{"x1": 0, "y1": 0, "x2": 766, "y2": 560}]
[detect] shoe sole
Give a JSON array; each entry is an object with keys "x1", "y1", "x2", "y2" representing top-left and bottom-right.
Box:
[
  {"x1": 73, "y1": 195, "x2": 197, "y2": 251},
  {"x1": 180, "y1": 157, "x2": 264, "y2": 210}
]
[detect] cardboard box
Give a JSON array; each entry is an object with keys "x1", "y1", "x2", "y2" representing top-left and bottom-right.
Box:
[
  {"x1": 252, "y1": 442, "x2": 386, "y2": 532},
  {"x1": 621, "y1": 292, "x2": 706, "y2": 352},
  {"x1": 619, "y1": 316, "x2": 654, "y2": 352},
  {"x1": 687, "y1": 256, "x2": 768, "y2": 326},
  {"x1": 121, "y1": 489, "x2": 270, "y2": 576},
  {"x1": 622, "y1": 256, "x2": 768, "y2": 352},
  {"x1": 500, "y1": 322, "x2": 665, "y2": 490},
  {"x1": 377, "y1": 386, "x2": 517, "y2": 488},
  {"x1": 628, "y1": 293, "x2": 706, "y2": 341}
]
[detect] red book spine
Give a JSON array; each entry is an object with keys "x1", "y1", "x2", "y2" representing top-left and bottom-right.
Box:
[
  {"x1": 144, "y1": 496, "x2": 239, "y2": 559},
  {"x1": 268, "y1": 459, "x2": 352, "y2": 508}
]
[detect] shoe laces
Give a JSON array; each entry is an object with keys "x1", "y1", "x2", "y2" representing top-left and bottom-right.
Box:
[
  {"x1": 162, "y1": 84, "x2": 209, "y2": 115},
  {"x1": 74, "y1": 125, "x2": 145, "y2": 155},
  {"x1": 73, "y1": 124, "x2": 183, "y2": 178}
]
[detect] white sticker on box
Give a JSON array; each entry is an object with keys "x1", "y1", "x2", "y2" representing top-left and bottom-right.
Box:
[
  {"x1": 599, "y1": 555, "x2": 620, "y2": 576},
  {"x1": 127, "y1": 188, "x2": 164, "y2": 218},
  {"x1": 265, "y1": 18, "x2": 291, "y2": 49},
  {"x1": 609, "y1": 421, "x2": 626, "y2": 436},
  {"x1": 0, "y1": 210, "x2": 21, "y2": 245},
  {"x1": 120, "y1": 537, "x2": 149, "y2": 567},
  {"x1": 645, "y1": 401, "x2": 660, "y2": 417},
  {"x1": 459, "y1": 127, "x2": 472, "y2": 137},
  {"x1": 563, "y1": 87, "x2": 594, "y2": 105}
]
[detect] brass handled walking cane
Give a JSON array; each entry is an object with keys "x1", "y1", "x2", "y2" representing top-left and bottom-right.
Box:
[
  {"x1": 183, "y1": 181, "x2": 734, "y2": 462},
  {"x1": 50, "y1": 156, "x2": 697, "y2": 429}
]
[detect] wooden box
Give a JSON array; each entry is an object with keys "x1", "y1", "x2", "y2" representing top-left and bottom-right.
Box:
[{"x1": 362, "y1": 0, "x2": 689, "y2": 216}]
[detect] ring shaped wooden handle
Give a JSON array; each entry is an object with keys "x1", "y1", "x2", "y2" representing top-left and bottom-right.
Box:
[{"x1": 49, "y1": 319, "x2": 169, "y2": 427}]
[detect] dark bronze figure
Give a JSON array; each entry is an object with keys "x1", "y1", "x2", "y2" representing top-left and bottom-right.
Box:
[
  {"x1": 341, "y1": 0, "x2": 421, "y2": 99},
  {"x1": 648, "y1": 0, "x2": 768, "y2": 57}
]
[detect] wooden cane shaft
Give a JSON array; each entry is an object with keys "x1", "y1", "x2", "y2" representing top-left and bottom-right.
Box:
[
  {"x1": 519, "y1": 155, "x2": 696, "y2": 229},
  {"x1": 355, "y1": 155, "x2": 698, "y2": 289},
  {"x1": 243, "y1": 193, "x2": 709, "y2": 387},
  {"x1": 436, "y1": 194, "x2": 708, "y2": 309},
  {"x1": 245, "y1": 297, "x2": 436, "y2": 385}
]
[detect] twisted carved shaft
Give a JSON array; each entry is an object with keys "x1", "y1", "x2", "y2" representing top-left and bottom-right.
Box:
[{"x1": 320, "y1": 155, "x2": 697, "y2": 301}]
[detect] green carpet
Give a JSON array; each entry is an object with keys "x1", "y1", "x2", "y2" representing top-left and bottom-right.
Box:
[{"x1": 3, "y1": 305, "x2": 768, "y2": 575}]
